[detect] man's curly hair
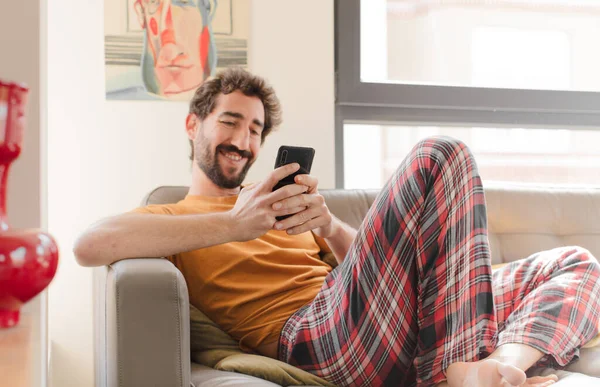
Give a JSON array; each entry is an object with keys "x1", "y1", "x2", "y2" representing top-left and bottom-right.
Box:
[{"x1": 188, "y1": 68, "x2": 282, "y2": 160}]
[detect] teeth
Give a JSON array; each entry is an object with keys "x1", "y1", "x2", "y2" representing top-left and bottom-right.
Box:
[{"x1": 222, "y1": 151, "x2": 242, "y2": 161}]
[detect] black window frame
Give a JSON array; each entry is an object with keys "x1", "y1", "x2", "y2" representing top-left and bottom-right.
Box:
[{"x1": 334, "y1": 0, "x2": 600, "y2": 188}]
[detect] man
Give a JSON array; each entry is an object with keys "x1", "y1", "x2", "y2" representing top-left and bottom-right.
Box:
[
  {"x1": 133, "y1": 0, "x2": 217, "y2": 98},
  {"x1": 75, "y1": 68, "x2": 600, "y2": 387}
]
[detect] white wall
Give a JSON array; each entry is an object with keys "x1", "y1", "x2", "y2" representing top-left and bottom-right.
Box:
[
  {"x1": 46, "y1": 0, "x2": 334, "y2": 386},
  {"x1": 1, "y1": 0, "x2": 42, "y2": 231},
  {"x1": 245, "y1": 1, "x2": 335, "y2": 186},
  {"x1": 0, "y1": 1, "x2": 46, "y2": 386}
]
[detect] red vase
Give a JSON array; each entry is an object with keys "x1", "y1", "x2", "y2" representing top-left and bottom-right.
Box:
[{"x1": 0, "y1": 80, "x2": 59, "y2": 328}]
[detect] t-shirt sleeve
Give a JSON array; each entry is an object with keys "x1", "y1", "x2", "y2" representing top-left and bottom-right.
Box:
[
  {"x1": 129, "y1": 204, "x2": 173, "y2": 215},
  {"x1": 128, "y1": 204, "x2": 177, "y2": 263}
]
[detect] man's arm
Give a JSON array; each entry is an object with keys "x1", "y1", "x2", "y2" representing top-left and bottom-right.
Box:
[
  {"x1": 73, "y1": 212, "x2": 235, "y2": 267},
  {"x1": 323, "y1": 216, "x2": 357, "y2": 265},
  {"x1": 74, "y1": 163, "x2": 307, "y2": 267}
]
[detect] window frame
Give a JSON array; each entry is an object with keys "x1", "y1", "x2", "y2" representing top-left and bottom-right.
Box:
[{"x1": 334, "y1": 0, "x2": 600, "y2": 188}]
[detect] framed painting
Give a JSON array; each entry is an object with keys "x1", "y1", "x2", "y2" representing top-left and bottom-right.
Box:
[{"x1": 104, "y1": 0, "x2": 249, "y2": 100}]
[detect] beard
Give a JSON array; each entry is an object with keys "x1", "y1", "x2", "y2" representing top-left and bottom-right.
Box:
[{"x1": 195, "y1": 136, "x2": 254, "y2": 189}]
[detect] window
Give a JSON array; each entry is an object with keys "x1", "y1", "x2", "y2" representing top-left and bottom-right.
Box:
[
  {"x1": 360, "y1": 0, "x2": 600, "y2": 92},
  {"x1": 471, "y1": 27, "x2": 571, "y2": 90},
  {"x1": 335, "y1": 0, "x2": 600, "y2": 188},
  {"x1": 344, "y1": 125, "x2": 600, "y2": 188}
]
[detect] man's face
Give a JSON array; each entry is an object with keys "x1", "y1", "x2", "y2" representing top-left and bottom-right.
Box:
[
  {"x1": 193, "y1": 91, "x2": 265, "y2": 189},
  {"x1": 135, "y1": 0, "x2": 214, "y2": 97}
]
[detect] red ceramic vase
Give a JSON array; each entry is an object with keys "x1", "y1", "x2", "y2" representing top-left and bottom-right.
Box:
[{"x1": 0, "y1": 80, "x2": 59, "y2": 328}]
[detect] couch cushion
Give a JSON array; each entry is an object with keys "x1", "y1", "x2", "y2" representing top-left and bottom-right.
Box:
[
  {"x1": 564, "y1": 346, "x2": 600, "y2": 377},
  {"x1": 482, "y1": 183, "x2": 600, "y2": 265},
  {"x1": 190, "y1": 304, "x2": 239, "y2": 353},
  {"x1": 213, "y1": 354, "x2": 334, "y2": 387},
  {"x1": 318, "y1": 185, "x2": 600, "y2": 266},
  {"x1": 190, "y1": 305, "x2": 333, "y2": 386},
  {"x1": 191, "y1": 363, "x2": 280, "y2": 387},
  {"x1": 527, "y1": 367, "x2": 600, "y2": 386}
]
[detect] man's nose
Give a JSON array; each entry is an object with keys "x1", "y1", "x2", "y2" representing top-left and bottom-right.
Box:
[
  {"x1": 160, "y1": 3, "x2": 176, "y2": 47},
  {"x1": 230, "y1": 129, "x2": 250, "y2": 152}
]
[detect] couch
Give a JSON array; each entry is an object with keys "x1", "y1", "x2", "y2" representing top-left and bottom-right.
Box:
[{"x1": 95, "y1": 184, "x2": 600, "y2": 386}]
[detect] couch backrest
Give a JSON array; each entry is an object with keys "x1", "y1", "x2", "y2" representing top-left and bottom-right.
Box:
[{"x1": 143, "y1": 184, "x2": 600, "y2": 265}]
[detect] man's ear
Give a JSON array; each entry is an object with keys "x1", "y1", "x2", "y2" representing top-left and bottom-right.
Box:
[{"x1": 185, "y1": 114, "x2": 200, "y2": 140}]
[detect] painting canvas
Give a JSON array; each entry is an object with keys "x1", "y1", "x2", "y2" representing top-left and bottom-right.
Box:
[{"x1": 104, "y1": 0, "x2": 249, "y2": 101}]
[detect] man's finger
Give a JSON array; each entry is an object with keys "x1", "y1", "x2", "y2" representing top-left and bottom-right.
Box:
[
  {"x1": 294, "y1": 174, "x2": 318, "y2": 193},
  {"x1": 274, "y1": 206, "x2": 307, "y2": 217},
  {"x1": 271, "y1": 193, "x2": 316, "y2": 211},
  {"x1": 266, "y1": 184, "x2": 308, "y2": 204},
  {"x1": 262, "y1": 163, "x2": 300, "y2": 190},
  {"x1": 274, "y1": 206, "x2": 321, "y2": 231},
  {"x1": 282, "y1": 216, "x2": 323, "y2": 235}
]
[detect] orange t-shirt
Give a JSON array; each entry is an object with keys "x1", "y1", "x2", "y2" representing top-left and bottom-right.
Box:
[{"x1": 131, "y1": 194, "x2": 333, "y2": 352}]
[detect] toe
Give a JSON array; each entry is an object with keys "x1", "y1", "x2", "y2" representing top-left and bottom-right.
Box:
[
  {"x1": 497, "y1": 363, "x2": 527, "y2": 386},
  {"x1": 524, "y1": 375, "x2": 558, "y2": 386}
]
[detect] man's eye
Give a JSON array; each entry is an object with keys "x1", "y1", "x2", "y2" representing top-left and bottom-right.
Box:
[
  {"x1": 221, "y1": 121, "x2": 235, "y2": 126},
  {"x1": 251, "y1": 130, "x2": 260, "y2": 136},
  {"x1": 144, "y1": 0, "x2": 161, "y2": 14}
]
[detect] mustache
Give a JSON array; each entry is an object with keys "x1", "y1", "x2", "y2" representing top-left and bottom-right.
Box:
[{"x1": 217, "y1": 144, "x2": 253, "y2": 159}]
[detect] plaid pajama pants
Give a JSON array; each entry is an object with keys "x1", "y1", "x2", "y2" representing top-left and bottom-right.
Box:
[{"x1": 278, "y1": 136, "x2": 600, "y2": 387}]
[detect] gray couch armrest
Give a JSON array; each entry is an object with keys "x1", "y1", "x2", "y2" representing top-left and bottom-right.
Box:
[{"x1": 95, "y1": 258, "x2": 191, "y2": 387}]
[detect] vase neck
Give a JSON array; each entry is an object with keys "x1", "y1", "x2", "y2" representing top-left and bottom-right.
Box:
[{"x1": 0, "y1": 162, "x2": 9, "y2": 230}]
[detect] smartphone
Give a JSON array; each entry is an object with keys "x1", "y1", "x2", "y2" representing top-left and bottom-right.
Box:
[{"x1": 272, "y1": 145, "x2": 315, "y2": 221}]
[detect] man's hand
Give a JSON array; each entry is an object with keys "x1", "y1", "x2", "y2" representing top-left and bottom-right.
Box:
[
  {"x1": 270, "y1": 174, "x2": 336, "y2": 238},
  {"x1": 229, "y1": 163, "x2": 309, "y2": 242},
  {"x1": 269, "y1": 171, "x2": 357, "y2": 265}
]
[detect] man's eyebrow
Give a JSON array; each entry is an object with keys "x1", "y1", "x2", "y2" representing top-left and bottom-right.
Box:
[
  {"x1": 219, "y1": 111, "x2": 264, "y2": 129},
  {"x1": 220, "y1": 111, "x2": 244, "y2": 120}
]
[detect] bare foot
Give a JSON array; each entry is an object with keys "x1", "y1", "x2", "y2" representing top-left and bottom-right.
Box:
[
  {"x1": 439, "y1": 358, "x2": 559, "y2": 387},
  {"x1": 437, "y1": 377, "x2": 558, "y2": 387}
]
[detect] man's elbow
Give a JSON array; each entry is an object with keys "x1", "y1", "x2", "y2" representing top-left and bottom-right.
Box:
[{"x1": 73, "y1": 234, "x2": 108, "y2": 267}]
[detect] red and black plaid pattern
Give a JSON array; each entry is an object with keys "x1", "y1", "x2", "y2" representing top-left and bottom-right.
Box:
[
  {"x1": 492, "y1": 246, "x2": 600, "y2": 369},
  {"x1": 278, "y1": 136, "x2": 600, "y2": 387}
]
